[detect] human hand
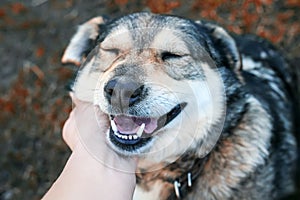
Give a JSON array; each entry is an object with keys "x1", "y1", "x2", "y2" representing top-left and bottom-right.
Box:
[
  {"x1": 62, "y1": 93, "x2": 137, "y2": 172},
  {"x1": 62, "y1": 93, "x2": 109, "y2": 151}
]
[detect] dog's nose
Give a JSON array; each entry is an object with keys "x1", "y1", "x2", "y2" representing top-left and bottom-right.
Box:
[{"x1": 104, "y1": 79, "x2": 144, "y2": 107}]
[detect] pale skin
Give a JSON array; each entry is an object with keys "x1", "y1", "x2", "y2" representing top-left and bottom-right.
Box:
[{"x1": 42, "y1": 95, "x2": 137, "y2": 200}]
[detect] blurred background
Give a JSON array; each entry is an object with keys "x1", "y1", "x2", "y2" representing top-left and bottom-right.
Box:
[{"x1": 0, "y1": 0, "x2": 299, "y2": 199}]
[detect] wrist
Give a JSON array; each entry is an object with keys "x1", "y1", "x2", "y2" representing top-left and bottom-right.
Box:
[
  {"x1": 71, "y1": 144, "x2": 137, "y2": 199},
  {"x1": 43, "y1": 144, "x2": 136, "y2": 200}
]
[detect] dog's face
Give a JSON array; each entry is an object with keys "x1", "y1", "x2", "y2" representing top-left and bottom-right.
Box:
[{"x1": 63, "y1": 13, "x2": 240, "y2": 163}]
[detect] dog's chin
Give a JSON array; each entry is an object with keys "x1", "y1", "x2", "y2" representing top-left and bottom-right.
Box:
[{"x1": 105, "y1": 102, "x2": 187, "y2": 156}]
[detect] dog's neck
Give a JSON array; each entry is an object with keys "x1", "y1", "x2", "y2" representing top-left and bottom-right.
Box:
[{"x1": 136, "y1": 153, "x2": 208, "y2": 199}]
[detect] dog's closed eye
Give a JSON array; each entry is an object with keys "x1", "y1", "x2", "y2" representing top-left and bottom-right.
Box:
[
  {"x1": 92, "y1": 47, "x2": 122, "y2": 71},
  {"x1": 161, "y1": 52, "x2": 183, "y2": 61},
  {"x1": 101, "y1": 47, "x2": 120, "y2": 55}
]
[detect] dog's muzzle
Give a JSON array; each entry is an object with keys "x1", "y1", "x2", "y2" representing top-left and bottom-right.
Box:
[{"x1": 104, "y1": 78, "x2": 187, "y2": 152}]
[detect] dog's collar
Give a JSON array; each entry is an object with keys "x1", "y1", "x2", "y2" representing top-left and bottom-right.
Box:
[
  {"x1": 165, "y1": 156, "x2": 207, "y2": 199},
  {"x1": 136, "y1": 153, "x2": 208, "y2": 199}
]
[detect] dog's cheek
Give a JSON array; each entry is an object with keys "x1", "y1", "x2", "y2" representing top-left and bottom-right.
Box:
[
  {"x1": 72, "y1": 59, "x2": 104, "y2": 103},
  {"x1": 163, "y1": 60, "x2": 205, "y2": 81}
]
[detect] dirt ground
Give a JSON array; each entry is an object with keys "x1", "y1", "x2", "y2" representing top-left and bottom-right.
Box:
[{"x1": 0, "y1": 0, "x2": 299, "y2": 199}]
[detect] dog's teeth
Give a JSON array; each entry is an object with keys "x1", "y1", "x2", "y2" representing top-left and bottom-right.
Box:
[
  {"x1": 137, "y1": 123, "x2": 145, "y2": 137},
  {"x1": 133, "y1": 135, "x2": 138, "y2": 140},
  {"x1": 111, "y1": 120, "x2": 118, "y2": 133},
  {"x1": 128, "y1": 135, "x2": 133, "y2": 140}
]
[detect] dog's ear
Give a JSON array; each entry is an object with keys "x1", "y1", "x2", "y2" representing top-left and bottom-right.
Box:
[
  {"x1": 62, "y1": 16, "x2": 107, "y2": 66},
  {"x1": 196, "y1": 21, "x2": 242, "y2": 71}
]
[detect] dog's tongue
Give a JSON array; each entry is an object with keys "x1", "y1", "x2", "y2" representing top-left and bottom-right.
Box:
[{"x1": 114, "y1": 115, "x2": 158, "y2": 134}]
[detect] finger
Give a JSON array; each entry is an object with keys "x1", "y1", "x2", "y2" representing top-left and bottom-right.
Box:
[
  {"x1": 69, "y1": 92, "x2": 80, "y2": 107},
  {"x1": 62, "y1": 108, "x2": 80, "y2": 151}
]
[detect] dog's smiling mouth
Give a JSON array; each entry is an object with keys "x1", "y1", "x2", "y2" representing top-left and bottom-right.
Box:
[{"x1": 108, "y1": 102, "x2": 187, "y2": 152}]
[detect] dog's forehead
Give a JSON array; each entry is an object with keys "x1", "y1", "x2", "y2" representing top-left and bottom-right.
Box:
[{"x1": 103, "y1": 13, "x2": 200, "y2": 51}]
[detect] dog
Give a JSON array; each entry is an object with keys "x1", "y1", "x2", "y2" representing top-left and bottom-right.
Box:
[{"x1": 62, "y1": 12, "x2": 297, "y2": 199}]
